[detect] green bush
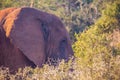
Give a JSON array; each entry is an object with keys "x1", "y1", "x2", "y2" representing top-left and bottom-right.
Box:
[
  {"x1": 0, "y1": 1, "x2": 120, "y2": 80},
  {"x1": 72, "y1": 1, "x2": 120, "y2": 79}
]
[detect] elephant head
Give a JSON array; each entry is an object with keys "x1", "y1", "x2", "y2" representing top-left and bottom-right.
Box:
[{"x1": 0, "y1": 7, "x2": 73, "y2": 70}]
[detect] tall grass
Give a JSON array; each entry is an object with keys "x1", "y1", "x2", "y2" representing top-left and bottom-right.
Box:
[{"x1": 0, "y1": 55, "x2": 120, "y2": 80}]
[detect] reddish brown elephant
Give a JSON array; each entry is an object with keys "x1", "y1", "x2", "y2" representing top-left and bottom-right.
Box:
[
  {"x1": 0, "y1": 7, "x2": 73, "y2": 72},
  {"x1": 0, "y1": 7, "x2": 17, "y2": 24}
]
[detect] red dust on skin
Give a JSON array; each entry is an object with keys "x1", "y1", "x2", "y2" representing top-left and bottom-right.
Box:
[
  {"x1": 0, "y1": 7, "x2": 17, "y2": 25},
  {"x1": 0, "y1": 7, "x2": 74, "y2": 73}
]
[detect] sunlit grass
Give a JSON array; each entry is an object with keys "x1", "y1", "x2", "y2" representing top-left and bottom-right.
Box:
[{"x1": 0, "y1": 55, "x2": 120, "y2": 80}]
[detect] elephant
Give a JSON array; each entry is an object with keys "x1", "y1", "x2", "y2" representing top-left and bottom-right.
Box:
[
  {"x1": 0, "y1": 7, "x2": 73, "y2": 72},
  {"x1": 0, "y1": 7, "x2": 17, "y2": 24}
]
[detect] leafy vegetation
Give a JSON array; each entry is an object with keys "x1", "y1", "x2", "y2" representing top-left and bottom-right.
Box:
[
  {"x1": 0, "y1": 0, "x2": 18, "y2": 9},
  {"x1": 0, "y1": 0, "x2": 104, "y2": 41},
  {"x1": 0, "y1": 56, "x2": 120, "y2": 80},
  {"x1": 73, "y1": 1, "x2": 120, "y2": 79},
  {"x1": 0, "y1": 0, "x2": 120, "y2": 80}
]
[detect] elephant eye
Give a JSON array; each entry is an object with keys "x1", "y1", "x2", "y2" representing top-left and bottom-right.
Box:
[
  {"x1": 61, "y1": 39, "x2": 66, "y2": 44},
  {"x1": 58, "y1": 38, "x2": 68, "y2": 59},
  {"x1": 61, "y1": 39, "x2": 67, "y2": 45},
  {"x1": 59, "y1": 38, "x2": 67, "y2": 54}
]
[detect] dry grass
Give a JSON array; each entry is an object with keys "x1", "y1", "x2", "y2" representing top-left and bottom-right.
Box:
[{"x1": 0, "y1": 55, "x2": 120, "y2": 80}]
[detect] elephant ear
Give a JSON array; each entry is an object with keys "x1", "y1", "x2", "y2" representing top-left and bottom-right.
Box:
[{"x1": 4, "y1": 8, "x2": 49, "y2": 66}]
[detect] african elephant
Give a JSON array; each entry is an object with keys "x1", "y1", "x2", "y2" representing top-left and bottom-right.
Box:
[
  {"x1": 0, "y1": 7, "x2": 17, "y2": 23},
  {"x1": 0, "y1": 7, "x2": 73, "y2": 72}
]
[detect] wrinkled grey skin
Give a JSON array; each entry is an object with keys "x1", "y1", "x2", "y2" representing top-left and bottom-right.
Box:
[{"x1": 0, "y1": 7, "x2": 73, "y2": 72}]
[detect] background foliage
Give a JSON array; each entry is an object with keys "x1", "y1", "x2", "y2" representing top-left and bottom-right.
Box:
[
  {"x1": 0, "y1": 0, "x2": 104, "y2": 41},
  {"x1": 0, "y1": 0, "x2": 120, "y2": 80}
]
